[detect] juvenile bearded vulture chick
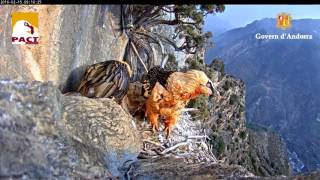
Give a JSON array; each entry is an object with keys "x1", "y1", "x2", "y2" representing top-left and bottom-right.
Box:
[
  {"x1": 77, "y1": 60, "x2": 132, "y2": 103},
  {"x1": 142, "y1": 66, "x2": 218, "y2": 139}
]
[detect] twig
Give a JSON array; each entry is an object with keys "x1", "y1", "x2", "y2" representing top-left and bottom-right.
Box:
[
  {"x1": 160, "y1": 141, "x2": 190, "y2": 155},
  {"x1": 137, "y1": 153, "x2": 157, "y2": 159},
  {"x1": 130, "y1": 41, "x2": 148, "y2": 72},
  {"x1": 160, "y1": 54, "x2": 168, "y2": 68},
  {"x1": 208, "y1": 144, "x2": 218, "y2": 162},
  {"x1": 186, "y1": 135, "x2": 210, "y2": 140},
  {"x1": 140, "y1": 149, "x2": 158, "y2": 156},
  {"x1": 151, "y1": 148, "x2": 164, "y2": 155},
  {"x1": 143, "y1": 140, "x2": 165, "y2": 149},
  {"x1": 181, "y1": 108, "x2": 199, "y2": 112},
  {"x1": 126, "y1": 164, "x2": 133, "y2": 180}
]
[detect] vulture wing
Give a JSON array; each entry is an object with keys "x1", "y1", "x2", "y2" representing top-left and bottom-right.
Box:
[
  {"x1": 77, "y1": 60, "x2": 131, "y2": 102},
  {"x1": 141, "y1": 66, "x2": 174, "y2": 97}
]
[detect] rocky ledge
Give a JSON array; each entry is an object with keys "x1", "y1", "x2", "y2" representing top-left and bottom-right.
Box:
[
  {"x1": 1, "y1": 80, "x2": 319, "y2": 180},
  {"x1": 0, "y1": 80, "x2": 140, "y2": 179},
  {"x1": 0, "y1": 80, "x2": 256, "y2": 179}
]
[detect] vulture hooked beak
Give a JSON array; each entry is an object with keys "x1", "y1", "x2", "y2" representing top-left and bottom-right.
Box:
[{"x1": 206, "y1": 80, "x2": 219, "y2": 99}]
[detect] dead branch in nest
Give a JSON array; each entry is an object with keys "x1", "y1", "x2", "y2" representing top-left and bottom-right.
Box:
[
  {"x1": 186, "y1": 135, "x2": 210, "y2": 140},
  {"x1": 130, "y1": 41, "x2": 148, "y2": 72},
  {"x1": 181, "y1": 108, "x2": 199, "y2": 112},
  {"x1": 137, "y1": 151, "x2": 159, "y2": 159},
  {"x1": 208, "y1": 144, "x2": 218, "y2": 162},
  {"x1": 143, "y1": 139, "x2": 166, "y2": 149},
  {"x1": 160, "y1": 141, "x2": 190, "y2": 155},
  {"x1": 151, "y1": 147, "x2": 164, "y2": 155},
  {"x1": 140, "y1": 149, "x2": 158, "y2": 156}
]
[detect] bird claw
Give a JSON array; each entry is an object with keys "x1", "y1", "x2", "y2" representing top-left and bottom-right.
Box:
[
  {"x1": 152, "y1": 124, "x2": 159, "y2": 133},
  {"x1": 164, "y1": 126, "x2": 171, "y2": 139}
]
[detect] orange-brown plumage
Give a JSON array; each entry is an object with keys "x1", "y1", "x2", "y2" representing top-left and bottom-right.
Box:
[{"x1": 143, "y1": 67, "x2": 217, "y2": 138}]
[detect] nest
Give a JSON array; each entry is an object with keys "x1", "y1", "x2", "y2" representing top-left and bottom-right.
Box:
[{"x1": 137, "y1": 111, "x2": 217, "y2": 164}]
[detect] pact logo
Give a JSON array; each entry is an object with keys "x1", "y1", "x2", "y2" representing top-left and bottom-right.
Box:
[{"x1": 11, "y1": 12, "x2": 39, "y2": 44}]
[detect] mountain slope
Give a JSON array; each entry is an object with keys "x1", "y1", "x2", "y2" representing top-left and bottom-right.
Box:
[
  {"x1": 204, "y1": 16, "x2": 233, "y2": 38},
  {"x1": 205, "y1": 18, "x2": 320, "y2": 173}
]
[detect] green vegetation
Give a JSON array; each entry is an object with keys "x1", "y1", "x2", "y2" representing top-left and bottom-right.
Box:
[
  {"x1": 186, "y1": 56, "x2": 205, "y2": 71},
  {"x1": 209, "y1": 134, "x2": 226, "y2": 157},
  {"x1": 239, "y1": 104, "x2": 245, "y2": 112},
  {"x1": 235, "y1": 137, "x2": 239, "y2": 143},
  {"x1": 229, "y1": 94, "x2": 239, "y2": 105},
  {"x1": 239, "y1": 131, "x2": 247, "y2": 139},
  {"x1": 217, "y1": 139, "x2": 225, "y2": 156},
  {"x1": 164, "y1": 53, "x2": 178, "y2": 71},
  {"x1": 211, "y1": 124, "x2": 217, "y2": 132},
  {"x1": 120, "y1": 5, "x2": 225, "y2": 80},
  {"x1": 187, "y1": 95, "x2": 210, "y2": 120},
  {"x1": 222, "y1": 80, "x2": 233, "y2": 91},
  {"x1": 210, "y1": 58, "x2": 225, "y2": 75}
]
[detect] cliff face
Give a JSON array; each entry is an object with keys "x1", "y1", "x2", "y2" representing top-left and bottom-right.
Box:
[
  {"x1": 0, "y1": 80, "x2": 141, "y2": 178},
  {"x1": 0, "y1": 5, "x2": 313, "y2": 179},
  {"x1": 205, "y1": 18, "x2": 320, "y2": 172},
  {"x1": 0, "y1": 5, "x2": 127, "y2": 91},
  {"x1": 0, "y1": 80, "x2": 315, "y2": 179},
  {"x1": 246, "y1": 125, "x2": 292, "y2": 176},
  {"x1": 206, "y1": 60, "x2": 291, "y2": 177},
  {"x1": 206, "y1": 60, "x2": 249, "y2": 166}
]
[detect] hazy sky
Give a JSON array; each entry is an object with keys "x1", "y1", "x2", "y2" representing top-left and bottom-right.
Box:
[{"x1": 205, "y1": 5, "x2": 320, "y2": 31}]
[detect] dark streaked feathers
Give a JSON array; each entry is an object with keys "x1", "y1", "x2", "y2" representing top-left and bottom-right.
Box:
[
  {"x1": 141, "y1": 66, "x2": 174, "y2": 97},
  {"x1": 77, "y1": 60, "x2": 132, "y2": 102}
]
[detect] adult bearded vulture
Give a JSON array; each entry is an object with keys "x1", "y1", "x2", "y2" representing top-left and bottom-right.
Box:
[{"x1": 142, "y1": 66, "x2": 218, "y2": 138}]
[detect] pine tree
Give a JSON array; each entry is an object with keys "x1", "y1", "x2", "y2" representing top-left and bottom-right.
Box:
[{"x1": 120, "y1": 5, "x2": 225, "y2": 80}]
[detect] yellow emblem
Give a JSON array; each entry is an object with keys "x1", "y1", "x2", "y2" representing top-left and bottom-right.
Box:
[
  {"x1": 277, "y1": 13, "x2": 292, "y2": 30},
  {"x1": 11, "y1": 12, "x2": 39, "y2": 44}
]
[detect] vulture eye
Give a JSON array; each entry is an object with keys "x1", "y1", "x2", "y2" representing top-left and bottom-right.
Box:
[{"x1": 206, "y1": 82, "x2": 212, "y2": 88}]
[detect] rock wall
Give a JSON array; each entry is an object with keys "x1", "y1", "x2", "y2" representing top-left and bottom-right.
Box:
[
  {"x1": 0, "y1": 74, "x2": 316, "y2": 179},
  {"x1": 0, "y1": 5, "x2": 128, "y2": 91},
  {"x1": 246, "y1": 125, "x2": 292, "y2": 176},
  {"x1": 0, "y1": 80, "x2": 141, "y2": 179},
  {"x1": 207, "y1": 69, "x2": 249, "y2": 166},
  {"x1": 122, "y1": 157, "x2": 254, "y2": 180},
  {"x1": 206, "y1": 60, "x2": 291, "y2": 177},
  {"x1": 0, "y1": 5, "x2": 310, "y2": 179}
]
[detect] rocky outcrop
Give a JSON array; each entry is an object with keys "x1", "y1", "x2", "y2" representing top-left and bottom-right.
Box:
[
  {"x1": 0, "y1": 48, "x2": 316, "y2": 180},
  {"x1": 121, "y1": 157, "x2": 255, "y2": 180},
  {"x1": 290, "y1": 170, "x2": 320, "y2": 179},
  {"x1": 0, "y1": 79, "x2": 256, "y2": 179},
  {"x1": 246, "y1": 124, "x2": 292, "y2": 176},
  {"x1": 0, "y1": 5, "x2": 127, "y2": 91},
  {"x1": 0, "y1": 80, "x2": 141, "y2": 179},
  {"x1": 62, "y1": 95, "x2": 141, "y2": 176},
  {"x1": 205, "y1": 18, "x2": 320, "y2": 172},
  {"x1": 207, "y1": 63, "x2": 249, "y2": 167},
  {"x1": 206, "y1": 60, "x2": 291, "y2": 177},
  {"x1": 0, "y1": 5, "x2": 315, "y2": 179}
]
